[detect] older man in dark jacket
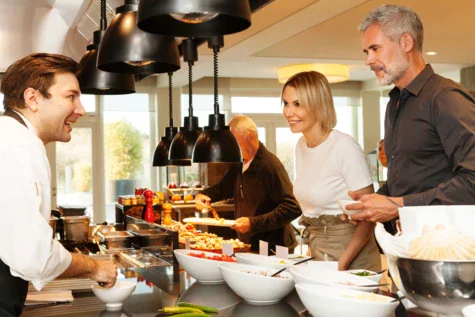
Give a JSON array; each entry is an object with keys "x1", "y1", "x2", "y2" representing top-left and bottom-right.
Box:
[{"x1": 196, "y1": 115, "x2": 302, "y2": 252}]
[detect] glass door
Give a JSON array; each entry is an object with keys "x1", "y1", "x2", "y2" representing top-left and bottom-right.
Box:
[{"x1": 53, "y1": 126, "x2": 95, "y2": 216}]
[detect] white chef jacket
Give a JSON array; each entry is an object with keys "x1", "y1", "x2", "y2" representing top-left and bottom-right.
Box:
[{"x1": 0, "y1": 112, "x2": 72, "y2": 290}]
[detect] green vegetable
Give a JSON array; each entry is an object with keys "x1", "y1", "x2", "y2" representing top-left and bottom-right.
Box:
[
  {"x1": 178, "y1": 302, "x2": 219, "y2": 314},
  {"x1": 168, "y1": 313, "x2": 211, "y2": 317},
  {"x1": 351, "y1": 271, "x2": 372, "y2": 277},
  {"x1": 160, "y1": 307, "x2": 205, "y2": 315}
]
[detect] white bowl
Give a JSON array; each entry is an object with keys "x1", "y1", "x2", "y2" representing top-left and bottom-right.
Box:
[
  {"x1": 345, "y1": 269, "x2": 382, "y2": 283},
  {"x1": 296, "y1": 284, "x2": 398, "y2": 317},
  {"x1": 174, "y1": 249, "x2": 238, "y2": 284},
  {"x1": 218, "y1": 262, "x2": 295, "y2": 305},
  {"x1": 91, "y1": 281, "x2": 136, "y2": 308},
  {"x1": 290, "y1": 266, "x2": 379, "y2": 293},
  {"x1": 235, "y1": 253, "x2": 296, "y2": 270},
  {"x1": 337, "y1": 199, "x2": 362, "y2": 216},
  {"x1": 463, "y1": 304, "x2": 475, "y2": 317}
]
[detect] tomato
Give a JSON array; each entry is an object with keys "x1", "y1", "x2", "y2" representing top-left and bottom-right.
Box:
[{"x1": 187, "y1": 252, "x2": 237, "y2": 262}]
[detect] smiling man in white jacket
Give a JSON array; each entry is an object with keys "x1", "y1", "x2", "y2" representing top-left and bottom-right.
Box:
[{"x1": 0, "y1": 53, "x2": 117, "y2": 317}]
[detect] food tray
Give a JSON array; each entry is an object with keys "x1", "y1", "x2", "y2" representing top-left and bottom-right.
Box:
[{"x1": 183, "y1": 217, "x2": 236, "y2": 227}]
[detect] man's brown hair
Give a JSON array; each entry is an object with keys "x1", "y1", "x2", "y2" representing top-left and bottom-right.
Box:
[{"x1": 1, "y1": 53, "x2": 79, "y2": 110}]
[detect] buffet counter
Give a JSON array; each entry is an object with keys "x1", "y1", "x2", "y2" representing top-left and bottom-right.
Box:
[
  {"x1": 21, "y1": 265, "x2": 307, "y2": 317},
  {"x1": 21, "y1": 262, "x2": 426, "y2": 317}
]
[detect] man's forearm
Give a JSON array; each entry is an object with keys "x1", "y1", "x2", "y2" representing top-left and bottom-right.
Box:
[{"x1": 58, "y1": 253, "x2": 95, "y2": 279}]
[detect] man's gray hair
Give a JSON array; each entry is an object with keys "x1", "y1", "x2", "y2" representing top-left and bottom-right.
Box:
[
  {"x1": 358, "y1": 4, "x2": 424, "y2": 52},
  {"x1": 228, "y1": 114, "x2": 258, "y2": 138}
]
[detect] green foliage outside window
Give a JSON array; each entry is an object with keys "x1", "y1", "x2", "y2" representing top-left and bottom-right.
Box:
[{"x1": 105, "y1": 119, "x2": 144, "y2": 180}]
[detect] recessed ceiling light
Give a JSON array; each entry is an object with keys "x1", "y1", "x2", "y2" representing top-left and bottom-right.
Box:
[{"x1": 425, "y1": 51, "x2": 438, "y2": 56}]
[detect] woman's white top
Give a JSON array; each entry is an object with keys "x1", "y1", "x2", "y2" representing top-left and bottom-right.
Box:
[
  {"x1": 0, "y1": 113, "x2": 72, "y2": 290},
  {"x1": 293, "y1": 130, "x2": 373, "y2": 217}
]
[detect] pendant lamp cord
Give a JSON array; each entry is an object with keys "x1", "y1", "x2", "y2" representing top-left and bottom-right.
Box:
[
  {"x1": 188, "y1": 60, "x2": 193, "y2": 117},
  {"x1": 100, "y1": 0, "x2": 107, "y2": 31},
  {"x1": 213, "y1": 46, "x2": 219, "y2": 114},
  {"x1": 168, "y1": 72, "x2": 174, "y2": 128}
]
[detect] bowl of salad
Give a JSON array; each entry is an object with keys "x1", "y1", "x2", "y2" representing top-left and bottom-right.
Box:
[
  {"x1": 174, "y1": 249, "x2": 238, "y2": 284},
  {"x1": 344, "y1": 269, "x2": 382, "y2": 283}
]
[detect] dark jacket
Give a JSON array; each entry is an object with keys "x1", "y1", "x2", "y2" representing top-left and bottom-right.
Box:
[{"x1": 201, "y1": 142, "x2": 302, "y2": 252}]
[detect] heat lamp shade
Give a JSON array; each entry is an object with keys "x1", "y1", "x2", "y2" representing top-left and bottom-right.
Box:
[
  {"x1": 153, "y1": 137, "x2": 173, "y2": 167},
  {"x1": 97, "y1": 4, "x2": 180, "y2": 75},
  {"x1": 192, "y1": 129, "x2": 242, "y2": 163},
  {"x1": 137, "y1": 0, "x2": 251, "y2": 37},
  {"x1": 78, "y1": 30, "x2": 136, "y2": 95},
  {"x1": 168, "y1": 129, "x2": 202, "y2": 166}
]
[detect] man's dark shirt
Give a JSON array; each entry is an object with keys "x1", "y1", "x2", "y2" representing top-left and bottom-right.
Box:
[
  {"x1": 201, "y1": 142, "x2": 302, "y2": 252},
  {"x1": 377, "y1": 64, "x2": 475, "y2": 205}
]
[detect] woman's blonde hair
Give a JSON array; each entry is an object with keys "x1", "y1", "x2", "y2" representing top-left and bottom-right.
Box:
[{"x1": 281, "y1": 71, "x2": 337, "y2": 133}]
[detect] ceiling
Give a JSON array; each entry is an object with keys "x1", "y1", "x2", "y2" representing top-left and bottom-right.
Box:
[{"x1": 0, "y1": 0, "x2": 473, "y2": 88}]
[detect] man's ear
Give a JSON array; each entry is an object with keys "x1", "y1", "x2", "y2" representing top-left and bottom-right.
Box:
[
  {"x1": 23, "y1": 88, "x2": 40, "y2": 112},
  {"x1": 400, "y1": 33, "x2": 414, "y2": 53}
]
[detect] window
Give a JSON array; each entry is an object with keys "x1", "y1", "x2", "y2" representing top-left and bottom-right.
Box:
[
  {"x1": 334, "y1": 97, "x2": 357, "y2": 138},
  {"x1": 56, "y1": 128, "x2": 94, "y2": 214},
  {"x1": 231, "y1": 96, "x2": 281, "y2": 113},
  {"x1": 257, "y1": 127, "x2": 266, "y2": 145},
  {"x1": 276, "y1": 128, "x2": 301, "y2": 182},
  {"x1": 103, "y1": 93, "x2": 154, "y2": 222},
  {"x1": 181, "y1": 94, "x2": 224, "y2": 127},
  {"x1": 80, "y1": 94, "x2": 96, "y2": 113}
]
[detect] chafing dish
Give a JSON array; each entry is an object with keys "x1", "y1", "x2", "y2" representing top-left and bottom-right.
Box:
[
  {"x1": 98, "y1": 231, "x2": 134, "y2": 249},
  {"x1": 129, "y1": 229, "x2": 169, "y2": 248}
]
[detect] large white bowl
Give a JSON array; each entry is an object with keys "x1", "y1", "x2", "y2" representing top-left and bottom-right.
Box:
[
  {"x1": 235, "y1": 253, "x2": 296, "y2": 270},
  {"x1": 290, "y1": 266, "x2": 379, "y2": 293},
  {"x1": 91, "y1": 281, "x2": 136, "y2": 308},
  {"x1": 218, "y1": 262, "x2": 295, "y2": 305},
  {"x1": 344, "y1": 269, "x2": 383, "y2": 283},
  {"x1": 296, "y1": 284, "x2": 398, "y2": 317},
  {"x1": 174, "y1": 249, "x2": 237, "y2": 284},
  {"x1": 463, "y1": 304, "x2": 475, "y2": 317}
]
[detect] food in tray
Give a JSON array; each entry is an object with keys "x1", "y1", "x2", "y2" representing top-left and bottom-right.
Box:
[
  {"x1": 192, "y1": 182, "x2": 202, "y2": 188},
  {"x1": 171, "y1": 194, "x2": 182, "y2": 202},
  {"x1": 191, "y1": 237, "x2": 246, "y2": 250},
  {"x1": 242, "y1": 270, "x2": 289, "y2": 279},
  {"x1": 167, "y1": 182, "x2": 178, "y2": 189},
  {"x1": 184, "y1": 194, "x2": 194, "y2": 203},
  {"x1": 188, "y1": 252, "x2": 237, "y2": 262},
  {"x1": 342, "y1": 292, "x2": 392, "y2": 303},
  {"x1": 180, "y1": 182, "x2": 190, "y2": 188},
  {"x1": 350, "y1": 271, "x2": 373, "y2": 277},
  {"x1": 409, "y1": 224, "x2": 475, "y2": 261},
  {"x1": 183, "y1": 217, "x2": 234, "y2": 227}
]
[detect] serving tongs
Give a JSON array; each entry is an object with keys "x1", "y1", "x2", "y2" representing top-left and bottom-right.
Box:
[
  {"x1": 202, "y1": 206, "x2": 220, "y2": 221},
  {"x1": 271, "y1": 256, "x2": 316, "y2": 277}
]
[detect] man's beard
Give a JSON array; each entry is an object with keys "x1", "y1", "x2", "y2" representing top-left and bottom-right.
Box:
[{"x1": 371, "y1": 50, "x2": 409, "y2": 86}]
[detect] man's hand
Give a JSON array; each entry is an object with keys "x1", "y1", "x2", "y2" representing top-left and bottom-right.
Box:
[
  {"x1": 195, "y1": 193, "x2": 211, "y2": 211},
  {"x1": 345, "y1": 192, "x2": 402, "y2": 223},
  {"x1": 90, "y1": 260, "x2": 118, "y2": 288},
  {"x1": 231, "y1": 217, "x2": 251, "y2": 233}
]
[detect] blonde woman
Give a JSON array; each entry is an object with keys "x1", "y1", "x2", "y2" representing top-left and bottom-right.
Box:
[{"x1": 282, "y1": 71, "x2": 381, "y2": 271}]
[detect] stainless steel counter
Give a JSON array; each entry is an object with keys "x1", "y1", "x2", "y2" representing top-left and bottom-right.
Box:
[{"x1": 21, "y1": 265, "x2": 307, "y2": 317}]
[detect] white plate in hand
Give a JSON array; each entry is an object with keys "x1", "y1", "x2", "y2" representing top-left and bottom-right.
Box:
[
  {"x1": 337, "y1": 199, "x2": 363, "y2": 216},
  {"x1": 183, "y1": 217, "x2": 236, "y2": 227}
]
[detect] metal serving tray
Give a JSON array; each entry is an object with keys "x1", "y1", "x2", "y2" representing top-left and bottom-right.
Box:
[
  {"x1": 129, "y1": 229, "x2": 169, "y2": 248},
  {"x1": 98, "y1": 231, "x2": 134, "y2": 249}
]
